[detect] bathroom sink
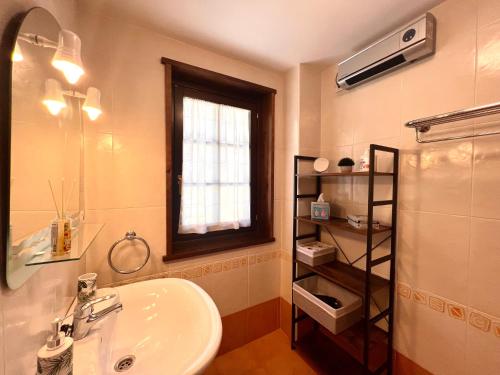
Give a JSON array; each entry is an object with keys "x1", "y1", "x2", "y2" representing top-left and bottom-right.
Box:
[{"x1": 74, "y1": 278, "x2": 222, "y2": 375}]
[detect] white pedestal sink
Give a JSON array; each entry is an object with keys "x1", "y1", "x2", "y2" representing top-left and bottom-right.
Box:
[{"x1": 73, "y1": 278, "x2": 222, "y2": 375}]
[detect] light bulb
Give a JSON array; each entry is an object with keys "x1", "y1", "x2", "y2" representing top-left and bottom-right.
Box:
[
  {"x1": 51, "y1": 30, "x2": 84, "y2": 84},
  {"x1": 82, "y1": 87, "x2": 102, "y2": 121},
  {"x1": 12, "y1": 42, "x2": 23, "y2": 62},
  {"x1": 43, "y1": 99, "x2": 66, "y2": 115},
  {"x1": 84, "y1": 107, "x2": 102, "y2": 121},
  {"x1": 52, "y1": 60, "x2": 84, "y2": 84},
  {"x1": 42, "y1": 79, "x2": 67, "y2": 116}
]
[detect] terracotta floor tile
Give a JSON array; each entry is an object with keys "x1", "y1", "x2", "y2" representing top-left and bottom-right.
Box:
[
  {"x1": 206, "y1": 330, "x2": 317, "y2": 375},
  {"x1": 213, "y1": 346, "x2": 259, "y2": 374},
  {"x1": 204, "y1": 364, "x2": 220, "y2": 375},
  {"x1": 247, "y1": 329, "x2": 291, "y2": 362},
  {"x1": 242, "y1": 368, "x2": 268, "y2": 375}
]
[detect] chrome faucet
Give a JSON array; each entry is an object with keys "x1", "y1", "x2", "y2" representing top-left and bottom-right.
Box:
[{"x1": 72, "y1": 294, "x2": 123, "y2": 340}]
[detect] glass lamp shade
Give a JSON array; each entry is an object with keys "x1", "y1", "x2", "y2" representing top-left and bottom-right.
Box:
[
  {"x1": 82, "y1": 87, "x2": 102, "y2": 121},
  {"x1": 51, "y1": 29, "x2": 84, "y2": 84},
  {"x1": 42, "y1": 78, "x2": 67, "y2": 116},
  {"x1": 12, "y1": 42, "x2": 24, "y2": 62}
]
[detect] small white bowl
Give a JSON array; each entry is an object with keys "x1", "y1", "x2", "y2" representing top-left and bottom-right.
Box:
[{"x1": 313, "y1": 158, "x2": 329, "y2": 173}]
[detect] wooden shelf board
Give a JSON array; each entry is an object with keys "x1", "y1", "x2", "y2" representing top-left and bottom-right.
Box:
[
  {"x1": 296, "y1": 324, "x2": 388, "y2": 374},
  {"x1": 296, "y1": 171, "x2": 393, "y2": 177},
  {"x1": 296, "y1": 329, "x2": 364, "y2": 375},
  {"x1": 320, "y1": 322, "x2": 388, "y2": 373},
  {"x1": 296, "y1": 215, "x2": 392, "y2": 235},
  {"x1": 296, "y1": 260, "x2": 389, "y2": 297}
]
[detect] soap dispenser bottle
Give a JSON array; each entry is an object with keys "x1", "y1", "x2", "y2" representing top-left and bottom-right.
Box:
[{"x1": 36, "y1": 318, "x2": 73, "y2": 375}]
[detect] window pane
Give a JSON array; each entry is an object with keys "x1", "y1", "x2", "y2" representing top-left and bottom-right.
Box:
[{"x1": 179, "y1": 97, "x2": 251, "y2": 234}]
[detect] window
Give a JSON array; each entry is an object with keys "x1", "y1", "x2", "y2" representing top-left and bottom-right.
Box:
[
  {"x1": 162, "y1": 58, "x2": 275, "y2": 260},
  {"x1": 179, "y1": 96, "x2": 251, "y2": 234}
]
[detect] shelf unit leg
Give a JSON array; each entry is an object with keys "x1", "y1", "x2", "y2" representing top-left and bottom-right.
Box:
[
  {"x1": 363, "y1": 145, "x2": 376, "y2": 372},
  {"x1": 386, "y1": 149, "x2": 399, "y2": 374},
  {"x1": 291, "y1": 156, "x2": 298, "y2": 350}
]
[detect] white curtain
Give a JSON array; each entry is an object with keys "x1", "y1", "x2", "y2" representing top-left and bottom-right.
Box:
[{"x1": 178, "y1": 96, "x2": 251, "y2": 234}]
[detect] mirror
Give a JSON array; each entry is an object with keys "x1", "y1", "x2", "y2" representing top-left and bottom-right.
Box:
[{"x1": 6, "y1": 8, "x2": 102, "y2": 289}]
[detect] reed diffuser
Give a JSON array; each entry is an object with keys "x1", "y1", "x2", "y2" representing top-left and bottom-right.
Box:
[{"x1": 49, "y1": 179, "x2": 74, "y2": 255}]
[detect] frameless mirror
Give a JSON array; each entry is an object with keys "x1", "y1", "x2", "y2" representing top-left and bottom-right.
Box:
[{"x1": 6, "y1": 8, "x2": 102, "y2": 289}]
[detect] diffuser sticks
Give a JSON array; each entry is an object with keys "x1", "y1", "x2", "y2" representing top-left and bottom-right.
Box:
[{"x1": 48, "y1": 179, "x2": 73, "y2": 255}]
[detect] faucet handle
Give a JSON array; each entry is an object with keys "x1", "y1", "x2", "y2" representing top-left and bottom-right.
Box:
[{"x1": 75, "y1": 294, "x2": 117, "y2": 319}]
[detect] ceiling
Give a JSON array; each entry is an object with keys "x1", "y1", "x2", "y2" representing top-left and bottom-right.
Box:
[{"x1": 80, "y1": 0, "x2": 443, "y2": 71}]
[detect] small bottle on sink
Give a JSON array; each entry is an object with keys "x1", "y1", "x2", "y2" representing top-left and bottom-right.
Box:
[{"x1": 36, "y1": 318, "x2": 73, "y2": 375}]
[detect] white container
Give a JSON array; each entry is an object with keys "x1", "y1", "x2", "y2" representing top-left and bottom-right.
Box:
[
  {"x1": 297, "y1": 241, "x2": 336, "y2": 266},
  {"x1": 293, "y1": 275, "x2": 362, "y2": 334},
  {"x1": 347, "y1": 214, "x2": 380, "y2": 230},
  {"x1": 37, "y1": 318, "x2": 73, "y2": 375}
]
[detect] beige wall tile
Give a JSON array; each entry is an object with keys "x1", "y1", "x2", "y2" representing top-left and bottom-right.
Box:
[
  {"x1": 249, "y1": 256, "x2": 281, "y2": 306},
  {"x1": 399, "y1": 140, "x2": 473, "y2": 215},
  {"x1": 351, "y1": 73, "x2": 402, "y2": 144},
  {"x1": 86, "y1": 207, "x2": 167, "y2": 286},
  {"x1": 203, "y1": 265, "x2": 249, "y2": 317},
  {"x1": 478, "y1": 0, "x2": 500, "y2": 28},
  {"x1": 330, "y1": 90, "x2": 356, "y2": 147},
  {"x1": 469, "y1": 218, "x2": 500, "y2": 316},
  {"x1": 111, "y1": 134, "x2": 166, "y2": 208},
  {"x1": 84, "y1": 132, "x2": 114, "y2": 210},
  {"x1": 299, "y1": 64, "x2": 322, "y2": 153},
  {"x1": 476, "y1": 20, "x2": 500, "y2": 106},
  {"x1": 471, "y1": 135, "x2": 500, "y2": 219},
  {"x1": 398, "y1": 210, "x2": 470, "y2": 304},
  {"x1": 395, "y1": 295, "x2": 467, "y2": 375},
  {"x1": 280, "y1": 258, "x2": 292, "y2": 303},
  {"x1": 320, "y1": 65, "x2": 337, "y2": 154},
  {"x1": 400, "y1": 0, "x2": 477, "y2": 124},
  {"x1": 465, "y1": 310, "x2": 500, "y2": 374}
]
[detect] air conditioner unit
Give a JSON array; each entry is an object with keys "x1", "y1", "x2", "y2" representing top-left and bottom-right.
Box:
[{"x1": 336, "y1": 13, "x2": 436, "y2": 90}]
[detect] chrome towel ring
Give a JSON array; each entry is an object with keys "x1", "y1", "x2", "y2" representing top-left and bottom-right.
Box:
[{"x1": 108, "y1": 231, "x2": 151, "y2": 274}]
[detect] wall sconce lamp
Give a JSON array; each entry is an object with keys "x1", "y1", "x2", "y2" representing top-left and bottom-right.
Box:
[
  {"x1": 42, "y1": 79, "x2": 102, "y2": 121},
  {"x1": 19, "y1": 29, "x2": 85, "y2": 84},
  {"x1": 82, "y1": 87, "x2": 102, "y2": 120},
  {"x1": 42, "y1": 78, "x2": 67, "y2": 116}
]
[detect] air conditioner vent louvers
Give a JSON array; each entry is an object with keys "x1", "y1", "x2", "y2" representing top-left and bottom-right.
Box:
[
  {"x1": 336, "y1": 13, "x2": 436, "y2": 90},
  {"x1": 345, "y1": 54, "x2": 406, "y2": 86}
]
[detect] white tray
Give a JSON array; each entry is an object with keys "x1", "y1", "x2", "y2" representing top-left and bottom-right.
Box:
[{"x1": 293, "y1": 275, "x2": 362, "y2": 334}]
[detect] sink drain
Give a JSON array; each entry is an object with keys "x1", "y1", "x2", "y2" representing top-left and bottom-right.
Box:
[{"x1": 114, "y1": 355, "x2": 136, "y2": 372}]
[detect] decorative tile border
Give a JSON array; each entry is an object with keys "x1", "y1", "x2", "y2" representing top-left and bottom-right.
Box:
[
  {"x1": 105, "y1": 249, "x2": 281, "y2": 288},
  {"x1": 397, "y1": 282, "x2": 412, "y2": 299},
  {"x1": 428, "y1": 296, "x2": 445, "y2": 313},
  {"x1": 447, "y1": 303, "x2": 466, "y2": 321},
  {"x1": 413, "y1": 290, "x2": 428, "y2": 305},
  {"x1": 469, "y1": 311, "x2": 491, "y2": 332},
  {"x1": 494, "y1": 323, "x2": 500, "y2": 338},
  {"x1": 396, "y1": 281, "x2": 499, "y2": 340}
]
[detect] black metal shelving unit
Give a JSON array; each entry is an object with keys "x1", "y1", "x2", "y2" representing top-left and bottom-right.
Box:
[{"x1": 291, "y1": 144, "x2": 399, "y2": 375}]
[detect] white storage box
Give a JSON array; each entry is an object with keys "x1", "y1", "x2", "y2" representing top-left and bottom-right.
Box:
[
  {"x1": 293, "y1": 275, "x2": 362, "y2": 334},
  {"x1": 297, "y1": 241, "x2": 336, "y2": 266},
  {"x1": 347, "y1": 214, "x2": 380, "y2": 230}
]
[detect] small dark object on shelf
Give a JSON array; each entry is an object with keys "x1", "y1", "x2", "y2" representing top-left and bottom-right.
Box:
[
  {"x1": 337, "y1": 157, "x2": 355, "y2": 167},
  {"x1": 314, "y1": 294, "x2": 343, "y2": 309},
  {"x1": 338, "y1": 157, "x2": 355, "y2": 173}
]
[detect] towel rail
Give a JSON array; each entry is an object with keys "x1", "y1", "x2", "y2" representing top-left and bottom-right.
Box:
[
  {"x1": 108, "y1": 231, "x2": 150, "y2": 274},
  {"x1": 405, "y1": 101, "x2": 500, "y2": 143}
]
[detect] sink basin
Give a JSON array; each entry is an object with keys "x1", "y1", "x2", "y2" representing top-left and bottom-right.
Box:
[{"x1": 74, "y1": 278, "x2": 222, "y2": 375}]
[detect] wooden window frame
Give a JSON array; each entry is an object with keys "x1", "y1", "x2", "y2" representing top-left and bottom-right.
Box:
[{"x1": 161, "y1": 58, "x2": 275, "y2": 261}]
